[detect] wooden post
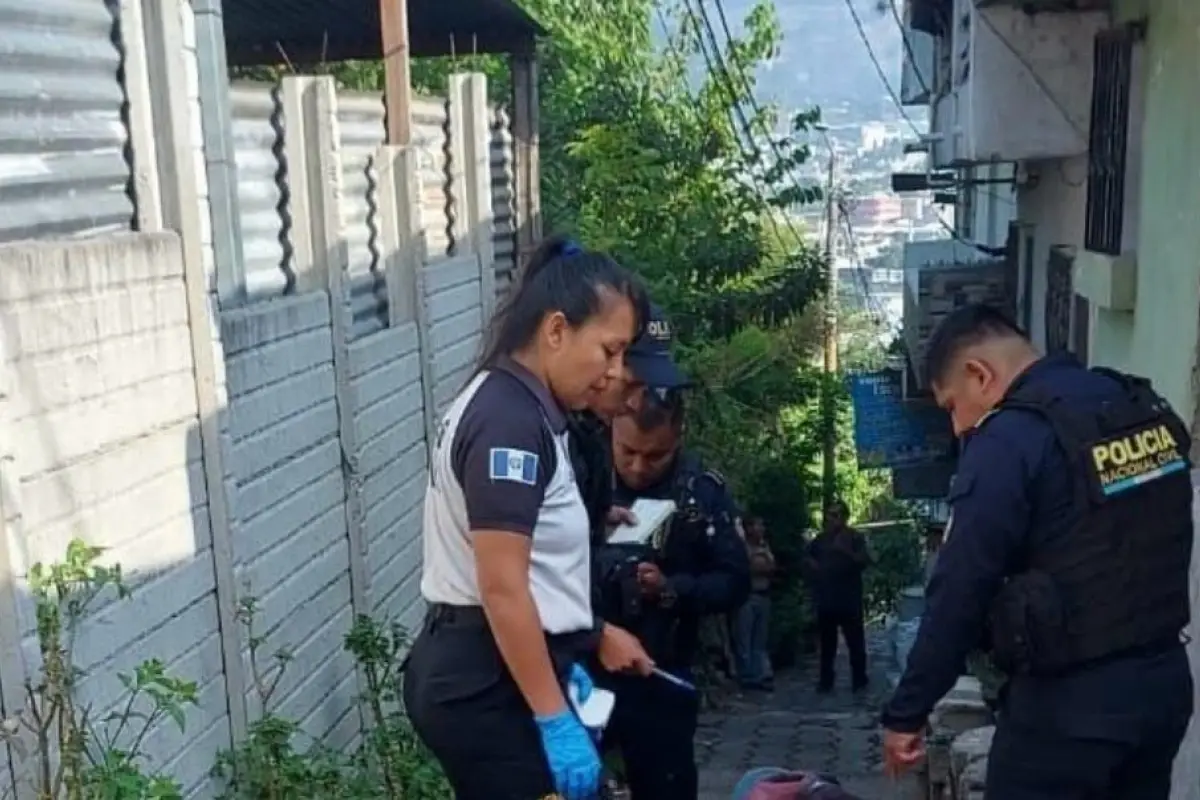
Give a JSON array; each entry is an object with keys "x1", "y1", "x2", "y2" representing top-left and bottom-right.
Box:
[
  {"x1": 510, "y1": 51, "x2": 541, "y2": 267},
  {"x1": 380, "y1": 0, "x2": 413, "y2": 146}
]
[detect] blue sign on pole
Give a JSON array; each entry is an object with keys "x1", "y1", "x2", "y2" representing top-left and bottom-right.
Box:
[{"x1": 847, "y1": 370, "x2": 954, "y2": 468}]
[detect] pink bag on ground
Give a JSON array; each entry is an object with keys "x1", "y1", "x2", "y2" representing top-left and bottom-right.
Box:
[{"x1": 737, "y1": 769, "x2": 863, "y2": 800}]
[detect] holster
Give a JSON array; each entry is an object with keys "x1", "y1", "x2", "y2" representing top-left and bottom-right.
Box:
[{"x1": 988, "y1": 570, "x2": 1069, "y2": 675}]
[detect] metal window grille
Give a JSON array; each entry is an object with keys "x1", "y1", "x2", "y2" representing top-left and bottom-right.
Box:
[{"x1": 1084, "y1": 28, "x2": 1134, "y2": 256}]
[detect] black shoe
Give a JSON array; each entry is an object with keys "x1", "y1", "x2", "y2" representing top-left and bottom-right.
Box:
[{"x1": 852, "y1": 678, "x2": 869, "y2": 693}]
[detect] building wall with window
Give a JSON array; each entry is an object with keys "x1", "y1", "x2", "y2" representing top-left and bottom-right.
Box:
[
  {"x1": 1092, "y1": 4, "x2": 1200, "y2": 796},
  {"x1": 1015, "y1": 155, "x2": 1088, "y2": 350},
  {"x1": 1082, "y1": 0, "x2": 1200, "y2": 430}
]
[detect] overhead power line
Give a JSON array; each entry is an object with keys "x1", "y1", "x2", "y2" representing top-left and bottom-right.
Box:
[
  {"x1": 673, "y1": 0, "x2": 815, "y2": 254},
  {"x1": 840, "y1": 0, "x2": 924, "y2": 138},
  {"x1": 704, "y1": 0, "x2": 822, "y2": 201}
]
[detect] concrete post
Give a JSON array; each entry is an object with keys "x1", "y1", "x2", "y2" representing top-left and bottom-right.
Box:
[
  {"x1": 280, "y1": 77, "x2": 322, "y2": 294},
  {"x1": 376, "y1": 145, "x2": 427, "y2": 328},
  {"x1": 302, "y1": 77, "x2": 371, "y2": 626},
  {"x1": 117, "y1": 0, "x2": 164, "y2": 232},
  {"x1": 376, "y1": 146, "x2": 438, "y2": 463},
  {"x1": 191, "y1": 0, "x2": 247, "y2": 308},
  {"x1": 138, "y1": 0, "x2": 248, "y2": 743},
  {"x1": 456, "y1": 74, "x2": 497, "y2": 325}
]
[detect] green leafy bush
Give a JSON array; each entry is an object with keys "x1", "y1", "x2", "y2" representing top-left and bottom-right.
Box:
[
  {"x1": 1, "y1": 540, "x2": 197, "y2": 800},
  {"x1": 0, "y1": 541, "x2": 449, "y2": 800},
  {"x1": 213, "y1": 601, "x2": 451, "y2": 800}
]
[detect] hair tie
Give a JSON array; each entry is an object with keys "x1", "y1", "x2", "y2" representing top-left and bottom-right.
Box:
[{"x1": 560, "y1": 241, "x2": 583, "y2": 257}]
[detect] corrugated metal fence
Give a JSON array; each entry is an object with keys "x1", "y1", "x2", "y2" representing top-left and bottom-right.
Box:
[
  {"x1": 490, "y1": 108, "x2": 516, "y2": 303},
  {"x1": 223, "y1": 83, "x2": 514, "y2": 330},
  {"x1": 411, "y1": 96, "x2": 450, "y2": 259},
  {"x1": 231, "y1": 83, "x2": 291, "y2": 300},
  {"x1": 0, "y1": 27, "x2": 517, "y2": 323},
  {"x1": 337, "y1": 93, "x2": 388, "y2": 339},
  {"x1": 0, "y1": 0, "x2": 135, "y2": 242}
]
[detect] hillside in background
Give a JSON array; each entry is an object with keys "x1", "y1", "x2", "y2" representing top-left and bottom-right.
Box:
[{"x1": 731, "y1": 0, "x2": 911, "y2": 126}]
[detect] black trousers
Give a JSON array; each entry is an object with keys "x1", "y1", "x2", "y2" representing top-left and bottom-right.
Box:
[
  {"x1": 402, "y1": 606, "x2": 560, "y2": 800},
  {"x1": 986, "y1": 645, "x2": 1193, "y2": 800},
  {"x1": 599, "y1": 671, "x2": 700, "y2": 800},
  {"x1": 986, "y1": 713, "x2": 1188, "y2": 799},
  {"x1": 816, "y1": 608, "x2": 867, "y2": 689}
]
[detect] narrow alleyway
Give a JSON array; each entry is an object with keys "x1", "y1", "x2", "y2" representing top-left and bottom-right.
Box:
[{"x1": 697, "y1": 629, "x2": 916, "y2": 799}]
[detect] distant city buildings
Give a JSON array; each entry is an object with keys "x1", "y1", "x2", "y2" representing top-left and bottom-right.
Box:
[{"x1": 758, "y1": 102, "x2": 951, "y2": 340}]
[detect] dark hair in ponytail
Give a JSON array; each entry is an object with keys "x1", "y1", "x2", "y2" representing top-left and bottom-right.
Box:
[{"x1": 478, "y1": 235, "x2": 649, "y2": 369}]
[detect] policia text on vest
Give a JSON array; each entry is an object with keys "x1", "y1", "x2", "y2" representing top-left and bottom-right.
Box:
[
  {"x1": 988, "y1": 370, "x2": 1193, "y2": 678},
  {"x1": 1090, "y1": 422, "x2": 1187, "y2": 496}
]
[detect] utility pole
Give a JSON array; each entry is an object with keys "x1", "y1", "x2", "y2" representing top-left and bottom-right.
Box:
[
  {"x1": 820, "y1": 148, "x2": 839, "y2": 513},
  {"x1": 379, "y1": 0, "x2": 412, "y2": 146}
]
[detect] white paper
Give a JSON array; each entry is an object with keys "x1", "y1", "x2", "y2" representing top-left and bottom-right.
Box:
[
  {"x1": 606, "y1": 498, "x2": 677, "y2": 545},
  {"x1": 569, "y1": 685, "x2": 616, "y2": 730}
]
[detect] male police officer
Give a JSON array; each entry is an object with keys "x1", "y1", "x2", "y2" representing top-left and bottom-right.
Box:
[
  {"x1": 881, "y1": 304, "x2": 1194, "y2": 799},
  {"x1": 598, "y1": 394, "x2": 751, "y2": 799},
  {"x1": 568, "y1": 304, "x2": 692, "y2": 546}
]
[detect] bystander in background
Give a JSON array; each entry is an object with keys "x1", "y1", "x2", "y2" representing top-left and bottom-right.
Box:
[
  {"x1": 805, "y1": 501, "x2": 871, "y2": 693},
  {"x1": 734, "y1": 517, "x2": 776, "y2": 690}
]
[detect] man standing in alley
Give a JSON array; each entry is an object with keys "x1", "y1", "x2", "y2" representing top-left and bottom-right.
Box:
[
  {"x1": 806, "y1": 499, "x2": 871, "y2": 693},
  {"x1": 734, "y1": 516, "x2": 776, "y2": 691},
  {"x1": 882, "y1": 304, "x2": 1194, "y2": 799}
]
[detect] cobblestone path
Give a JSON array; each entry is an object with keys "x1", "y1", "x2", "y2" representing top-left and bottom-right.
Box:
[{"x1": 696, "y1": 630, "x2": 917, "y2": 799}]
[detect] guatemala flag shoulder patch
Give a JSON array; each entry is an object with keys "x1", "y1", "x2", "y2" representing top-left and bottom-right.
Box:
[{"x1": 489, "y1": 447, "x2": 539, "y2": 486}]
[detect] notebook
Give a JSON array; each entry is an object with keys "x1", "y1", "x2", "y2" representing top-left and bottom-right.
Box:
[{"x1": 606, "y1": 498, "x2": 677, "y2": 546}]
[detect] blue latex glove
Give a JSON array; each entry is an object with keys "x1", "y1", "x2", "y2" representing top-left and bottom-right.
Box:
[
  {"x1": 568, "y1": 663, "x2": 594, "y2": 704},
  {"x1": 534, "y1": 708, "x2": 601, "y2": 800}
]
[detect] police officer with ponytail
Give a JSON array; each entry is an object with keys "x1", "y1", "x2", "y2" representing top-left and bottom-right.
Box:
[
  {"x1": 882, "y1": 304, "x2": 1193, "y2": 799},
  {"x1": 403, "y1": 237, "x2": 655, "y2": 800}
]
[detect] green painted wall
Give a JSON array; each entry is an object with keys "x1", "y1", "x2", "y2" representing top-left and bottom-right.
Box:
[{"x1": 1091, "y1": 0, "x2": 1200, "y2": 425}]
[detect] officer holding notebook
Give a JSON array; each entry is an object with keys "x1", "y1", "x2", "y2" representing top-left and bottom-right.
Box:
[
  {"x1": 599, "y1": 392, "x2": 751, "y2": 799},
  {"x1": 569, "y1": 303, "x2": 693, "y2": 547}
]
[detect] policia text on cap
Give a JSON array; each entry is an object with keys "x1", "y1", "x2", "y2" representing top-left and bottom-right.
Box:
[
  {"x1": 402, "y1": 240, "x2": 658, "y2": 800},
  {"x1": 881, "y1": 304, "x2": 1194, "y2": 799}
]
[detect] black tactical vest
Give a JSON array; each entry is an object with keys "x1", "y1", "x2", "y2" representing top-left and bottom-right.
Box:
[{"x1": 990, "y1": 368, "x2": 1193, "y2": 675}]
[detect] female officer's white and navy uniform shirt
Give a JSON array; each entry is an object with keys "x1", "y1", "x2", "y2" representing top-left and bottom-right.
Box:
[{"x1": 420, "y1": 356, "x2": 594, "y2": 635}]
